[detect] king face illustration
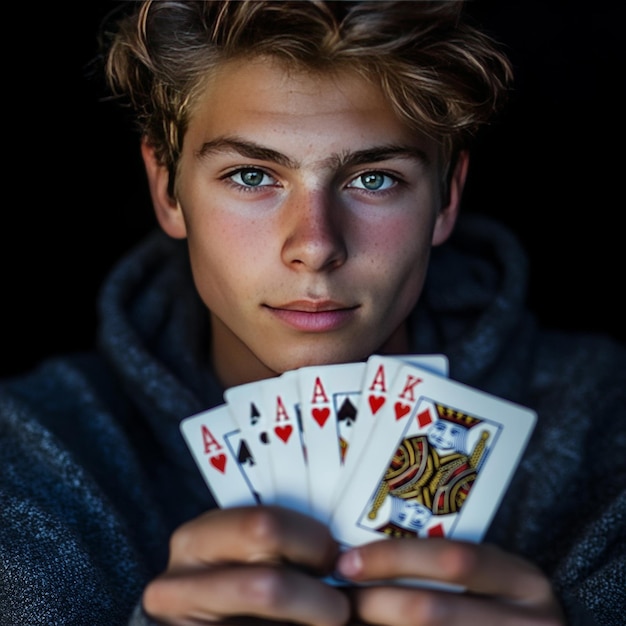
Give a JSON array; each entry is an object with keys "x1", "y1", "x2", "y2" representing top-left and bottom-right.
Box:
[{"x1": 365, "y1": 402, "x2": 491, "y2": 538}]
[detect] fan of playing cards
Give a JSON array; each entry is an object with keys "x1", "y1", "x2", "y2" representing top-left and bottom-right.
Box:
[{"x1": 181, "y1": 354, "x2": 536, "y2": 552}]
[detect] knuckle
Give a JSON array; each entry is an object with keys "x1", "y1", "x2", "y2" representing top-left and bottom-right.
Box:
[
  {"x1": 378, "y1": 590, "x2": 448, "y2": 626},
  {"x1": 436, "y1": 542, "x2": 480, "y2": 582},
  {"x1": 168, "y1": 521, "x2": 196, "y2": 563},
  {"x1": 238, "y1": 566, "x2": 291, "y2": 611},
  {"x1": 242, "y1": 507, "x2": 284, "y2": 555},
  {"x1": 408, "y1": 593, "x2": 448, "y2": 626}
]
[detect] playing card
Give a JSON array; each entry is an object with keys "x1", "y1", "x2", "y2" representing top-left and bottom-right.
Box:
[
  {"x1": 261, "y1": 371, "x2": 310, "y2": 514},
  {"x1": 224, "y1": 380, "x2": 276, "y2": 503},
  {"x1": 336, "y1": 354, "x2": 448, "y2": 506},
  {"x1": 179, "y1": 405, "x2": 260, "y2": 508},
  {"x1": 297, "y1": 361, "x2": 366, "y2": 522},
  {"x1": 330, "y1": 364, "x2": 536, "y2": 547},
  {"x1": 397, "y1": 354, "x2": 449, "y2": 377}
]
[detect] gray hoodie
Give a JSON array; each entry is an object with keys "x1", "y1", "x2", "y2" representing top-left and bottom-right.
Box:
[{"x1": 1, "y1": 214, "x2": 624, "y2": 625}]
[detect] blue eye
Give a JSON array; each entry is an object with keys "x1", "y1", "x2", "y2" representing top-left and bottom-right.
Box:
[
  {"x1": 348, "y1": 172, "x2": 395, "y2": 191},
  {"x1": 229, "y1": 168, "x2": 276, "y2": 187}
]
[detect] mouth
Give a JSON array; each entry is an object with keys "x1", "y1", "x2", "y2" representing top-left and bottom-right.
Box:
[{"x1": 264, "y1": 300, "x2": 359, "y2": 332}]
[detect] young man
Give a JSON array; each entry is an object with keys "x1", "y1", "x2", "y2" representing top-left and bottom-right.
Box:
[{"x1": 1, "y1": 2, "x2": 624, "y2": 625}]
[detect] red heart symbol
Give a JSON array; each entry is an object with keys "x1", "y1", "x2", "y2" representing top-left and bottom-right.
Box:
[
  {"x1": 394, "y1": 402, "x2": 411, "y2": 420},
  {"x1": 368, "y1": 395, "x2": 385, "y2": 414},
  {"x1": 312, "y1": 407, "x2": 330, "y2": 427},
  {"x1": 210, "y1": 453, "x2": 227, "y2": 473},
  {"x1": 275, "y1": 425, "x2": 293, "y2": 443}
]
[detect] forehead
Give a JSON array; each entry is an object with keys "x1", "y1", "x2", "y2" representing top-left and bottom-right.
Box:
[{"x1": 183, "y1": 56, "x2": 439, "y2": 161}]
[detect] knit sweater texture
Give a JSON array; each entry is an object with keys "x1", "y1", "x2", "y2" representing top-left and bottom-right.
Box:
[{"x1": 1, "y1": 214, "x2": 624, "y2": 625}]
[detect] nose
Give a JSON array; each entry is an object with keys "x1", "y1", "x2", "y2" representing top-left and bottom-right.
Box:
[{"x1": 280, "y1": 188, "x2": 348, "y2": 272}]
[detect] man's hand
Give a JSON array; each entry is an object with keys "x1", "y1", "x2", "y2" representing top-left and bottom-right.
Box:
[
  {"x1": 143, "y1": 507, "x2": 565, "y2": 625},
  {"x1": 337, "y1": 537, "x2": 565, "y2": 626},
  {"x1": 143, "y1": 505, "x2": 350, "y2": 625}
]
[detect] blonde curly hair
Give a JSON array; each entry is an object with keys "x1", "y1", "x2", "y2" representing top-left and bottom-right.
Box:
[{"x1": 104, "y1": 0, "x2": 512, "y2": 189}]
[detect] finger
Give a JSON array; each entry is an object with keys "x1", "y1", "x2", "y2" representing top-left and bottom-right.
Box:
[
  {"x1": 143, "y1": 563, "x2": 350, "y2": 626},
  {"x1": 169, "y1": 506, "x2": 339, "y2": 574},
  {"x1": 347, "y1": 585, "x2": 564, "y2": 626},
  {"x1": 337, "y1": 539, "x2": 554, "y2": 603}
]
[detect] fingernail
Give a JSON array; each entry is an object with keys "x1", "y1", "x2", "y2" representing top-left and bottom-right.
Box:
[{"x1": 337, "y1": 548, "x2": 363, "y2": 578}]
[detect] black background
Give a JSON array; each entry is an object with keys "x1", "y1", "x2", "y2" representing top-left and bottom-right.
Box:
[{"x1": 2, "y1": 1, "x2": 624, "y2": 378}]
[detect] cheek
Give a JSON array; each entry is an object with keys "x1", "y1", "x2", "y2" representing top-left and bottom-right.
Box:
[
  {"x1": 186, "y1": 188, "x2": 278, "y2": 260},
  {"x1": 365, "y1": 213, "x2": 436, "y2": 337},
  {"x1": 184, "y1": 212, "x2": 269, "y2": 305},
  {"x1": 364, "y1": 212, "x2": 435, "y2": 290}
]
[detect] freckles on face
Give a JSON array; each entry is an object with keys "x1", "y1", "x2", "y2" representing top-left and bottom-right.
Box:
[{"x1": 172, "y1": 58, "x2": 444, "y2": 385}]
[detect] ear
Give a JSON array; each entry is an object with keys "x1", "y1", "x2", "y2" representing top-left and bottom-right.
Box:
[
  {"x1": 431, "y1": 150, "x2": 469, "y2": 247},
  {"x1": 140, "y1": 138, "x2": 187, "y2": 239}
]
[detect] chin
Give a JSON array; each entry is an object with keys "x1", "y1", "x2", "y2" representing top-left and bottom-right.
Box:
[{"x1": 269, "y1": 345, "x2": 372, "y2": 374}]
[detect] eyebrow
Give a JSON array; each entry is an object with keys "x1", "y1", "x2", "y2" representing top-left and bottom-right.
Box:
[
  {"x1": 196, "y1": 136, "x2": 431, "y2": 170},
  {"x1": 197, "y1": 137, "x2": 297, "y2": 168}
]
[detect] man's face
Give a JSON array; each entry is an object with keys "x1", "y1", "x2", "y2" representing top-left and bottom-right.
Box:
[{"x1": 166, "y1": 58, "x2": 458, "y2": 387}]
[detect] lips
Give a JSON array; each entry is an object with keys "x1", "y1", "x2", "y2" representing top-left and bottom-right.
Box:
[
  {"x1": 272, "y1": 300, "x2": 352, "y2": 313},
  {"x1": 265, "y1": 300, "x2": 359, "y2": 332}
]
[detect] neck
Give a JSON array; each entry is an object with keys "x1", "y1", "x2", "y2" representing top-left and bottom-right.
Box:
[
  {"x1": 210, "y1": 315, "x2": 411, "y2": 390},
  {"x1": 210, "y1": 316, "x2": 279, "y2": 389}
]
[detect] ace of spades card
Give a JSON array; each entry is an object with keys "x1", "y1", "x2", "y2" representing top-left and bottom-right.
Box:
[{"x1": 224, "y1": 380, "x2": 276, "y2": 503}]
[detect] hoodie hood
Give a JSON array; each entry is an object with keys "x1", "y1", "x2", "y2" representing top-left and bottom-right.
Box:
[{"x1": 412, "y1": 213, "x2": 537, "y2": 401}]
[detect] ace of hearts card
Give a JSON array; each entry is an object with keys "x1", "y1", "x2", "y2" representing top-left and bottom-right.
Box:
[{"x1": 179, "y1": 404, "x2": 260, "y2": 508}]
